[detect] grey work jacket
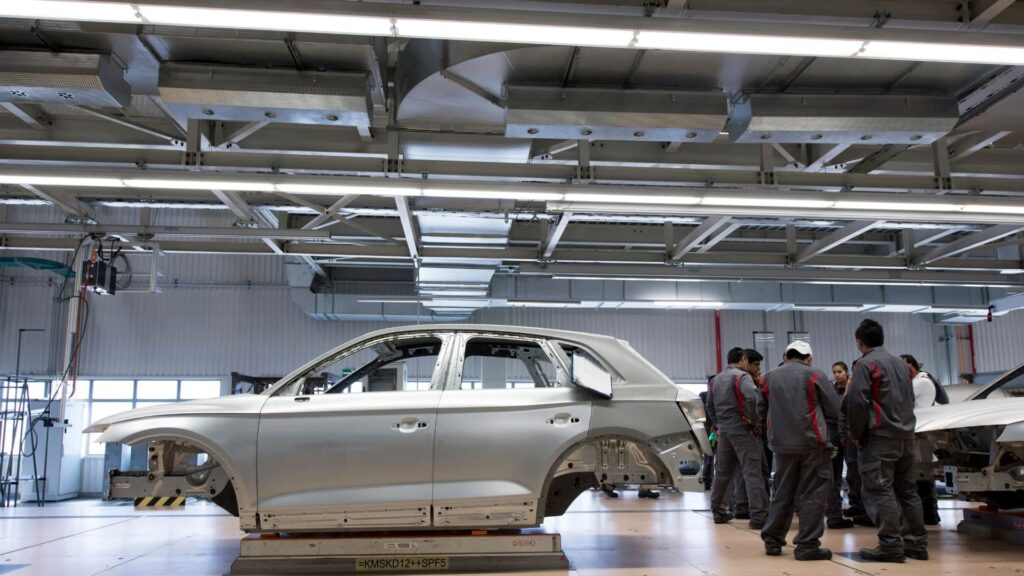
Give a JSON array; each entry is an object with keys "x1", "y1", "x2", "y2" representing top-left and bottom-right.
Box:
[
  {"x1": 706, "y1": 364, "x2": 764, "y2": 435},
  {"x1": 848, "y1": 346, "x2": 917, "y2": 443},
  {"x1": 764, "y1": 360, "x2": 840, "y2": 455}
]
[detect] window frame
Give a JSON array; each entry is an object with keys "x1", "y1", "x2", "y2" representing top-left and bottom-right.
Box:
[
  {"x1": 445, "y1": 332, "x2": 570, "y2": 391},
  {"x1": 269, "y1": 331, "x2": 456, "y2": 397}
]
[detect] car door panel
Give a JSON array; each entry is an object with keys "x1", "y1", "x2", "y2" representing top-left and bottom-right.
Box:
[
  {"x1": 431, "y1": 333, "x2": 593, "y2": 527},
  {"x1": 257, "y1": 391, "x2": 441, "y2": 530}
]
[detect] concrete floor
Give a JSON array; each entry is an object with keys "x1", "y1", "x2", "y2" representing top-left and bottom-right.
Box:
[{"x1": 0, "y1": 492, "x2": 1019, "y2": 576}]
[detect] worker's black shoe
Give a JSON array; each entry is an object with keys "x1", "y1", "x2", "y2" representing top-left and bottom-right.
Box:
[
  {"x1": 733, "y1": 511, "x2": 751, "y2": 520},
  {"x1": 601, "y1": 486, "x2": 619, "y2": 499},
  {"x1": 904, "y1": 548, "x2": 929, "y2": 561},
  {"x1": 859, "y1": 547, "x2": 906, "y2": 563},
  {"x1": 712, "y1": 512, "x2": 734, "y2": 524},
  {"x1": 923, "y1": 515, "x2": 941, "y2": 526},
  {"x1": 748, "y1": 519, "x2": 765, "y2": 530},
  {"x1": 852, "y1": 515, "x2": 875, "y2": 527},
  {"x1": 765, "y1": 545, "x2": 782, "y2": 556},
  {"x1": 843, "y1": 507, "x2": 856, "y2": 517},
  {"x1": 638, "y1": 489, "x2": 660, "y2": 499},
  {"x1": 795, "y1": 547, "x2": 832, "y2": 561},
  {"x1": 827, "y1": 518, "x2": 854, "y2": 529}
]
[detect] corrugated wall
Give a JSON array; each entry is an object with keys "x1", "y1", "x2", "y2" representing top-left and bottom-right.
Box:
[
  {"x1": 0, "y1": 283, "x2": 1007, "y2": 383},
  {"x1": 970, "y1": 310, "x2": 1024, "y2": 375}
]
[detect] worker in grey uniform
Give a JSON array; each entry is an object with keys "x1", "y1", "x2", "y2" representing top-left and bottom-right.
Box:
[
  {"x1": 732, "y1": 348, "x2": 769, "y2": 519},
  {"x1": 707, "y1": 347, "x2": 768, "y2": 529},
  {"x1": 760, "y1": 340, "x2": 840, "y2": 561},
  {"x1": 848, "y1": 319, "x2": 928, "y2": 563}
]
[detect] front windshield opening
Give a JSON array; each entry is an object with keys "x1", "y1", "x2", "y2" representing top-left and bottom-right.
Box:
[{"x1": 274, "y1": 335, "x2": 444, "y2": 396}]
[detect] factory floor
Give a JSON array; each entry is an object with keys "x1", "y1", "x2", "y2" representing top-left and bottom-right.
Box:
[{"x1": 0, "y1": 491, "x2": 1019, "y2": 576}]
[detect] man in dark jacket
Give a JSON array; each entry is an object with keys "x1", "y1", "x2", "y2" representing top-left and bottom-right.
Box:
[
  {"x1": 825, "y1": 361, "x2": 855, "y2": 529},
  {"x1": 760, "y1": 340, "x2": 840, "y2": 561},
  {"x1": 707, "y1": 347, "x2": 768, "y2": 529},
  {"x1": 732, "y1": 348, "x2": 770, "y2": 519},
  {"x1": 848, "y1": 319, "x2": 928, "y2": 563}
]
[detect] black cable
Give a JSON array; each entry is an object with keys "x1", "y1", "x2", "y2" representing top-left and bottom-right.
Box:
[
  {"x1": 20, "y1": 294, "x2": 90, "y2": 459},
  {"x1": 56, "y1": 235, "x2": 88, "y2": 303}
]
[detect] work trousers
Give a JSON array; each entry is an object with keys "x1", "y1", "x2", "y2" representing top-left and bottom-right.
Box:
[
  {"x1": 859, "y1": 437, "x2": 928, "y2": 553},
  {"x1": 761, "y1": 449, "x2": 831, "y2": 552},
  {"x1": 710, "y1": 428, "x2": 768, "y2": 523},
  {"x1": 732, "y1": 437, "x2": 772, "y2": 515},
  {"x1": 845, "y1": 443, "x2": 865, "y2": 515},
  {"x1": 825, "y1": 443, "x2": 846, "y2": 522}
]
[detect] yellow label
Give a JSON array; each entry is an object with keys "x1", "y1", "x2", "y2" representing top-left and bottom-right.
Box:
[{"x1": 355, "y1": 556, "x2": 449, "y2": 571}]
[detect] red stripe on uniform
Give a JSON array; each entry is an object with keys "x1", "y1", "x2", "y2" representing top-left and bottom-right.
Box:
[
  {"x1": 869, "y1": 363, "x2": 883, "y2": 429},
  {"x1": 733, "y1": 374, "x2": 750, "y2": 426},
  {"x1": 807, "y1": 373, "x2": 824, "y2": 445}
]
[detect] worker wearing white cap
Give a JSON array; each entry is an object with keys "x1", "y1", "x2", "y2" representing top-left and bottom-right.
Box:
[{"x1": 760, "y1": 339, "x2": 841, "y2": 561}]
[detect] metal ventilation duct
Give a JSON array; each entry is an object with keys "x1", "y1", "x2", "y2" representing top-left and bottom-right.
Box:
[
  {"x1": 505, "y1": 86, "x2": 727, "y2": 142},
  {"x1": 158, "y1": 63, "x2": 371, "y2": 126},
  {"x1": 0, "y1": 51, "x2": 131, "y2": 108},
  {"x1": 728, "y1": 95, "x2": 959, "y2": 145}
]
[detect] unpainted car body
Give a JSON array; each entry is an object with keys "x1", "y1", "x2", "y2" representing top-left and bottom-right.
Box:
[
  {"x1": 915, "y1": 363, "x2": 1024, "y2": 509},
  {"x1": 88, "y1": 325, "x2": 709, "y2": 532}
]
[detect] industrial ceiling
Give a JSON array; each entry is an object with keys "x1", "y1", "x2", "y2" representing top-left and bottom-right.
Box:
[{"x1": 4, "y1": 0, "x2": 1024, "y2": 320}]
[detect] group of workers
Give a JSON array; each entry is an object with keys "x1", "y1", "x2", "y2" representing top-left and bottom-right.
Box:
[{"x1": 705, "y1": 318, "x2": 940, "y2": 563}]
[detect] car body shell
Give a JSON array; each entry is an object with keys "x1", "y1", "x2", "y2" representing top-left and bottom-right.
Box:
[{"x1": 89, "y1": 324, "x2": 708, "y2": 532}]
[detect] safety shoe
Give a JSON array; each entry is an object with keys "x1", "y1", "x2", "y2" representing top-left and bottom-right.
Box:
[
  {"x1": 852, "y1": 515, "x2": 875, "y2": 527},
  {"x1": 765, "y1": 545, "x2": 782, "y2": 556},
  {"x1": 827, "y1": 518, "x2": 854, "y2": 529},
  {"x1": 713, "y1": 512, "x2": 734, "y2": 524},
  {"x1": 748, "y1": 519, "x2": 766, "y2": 530},
  {"x1": 638, "y1": 489, "x2": 660, "y2": 499},
  {"x1": 795, "y1": 547, "x2": 833, "y2": 561},
  {"x1": 734, "y1": 511, "x2": 751, "y2": 520},
  {"x1": 859, "y1": 547, "x2": 906, "y2": 563},
  {"x1": 904, "y1": 548, "x2": 929, "y2": 561}
]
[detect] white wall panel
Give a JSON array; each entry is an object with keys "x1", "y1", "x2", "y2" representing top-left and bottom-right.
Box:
[{"x1": 971, "y1": 310, "x2": 1024, "y2": 375}]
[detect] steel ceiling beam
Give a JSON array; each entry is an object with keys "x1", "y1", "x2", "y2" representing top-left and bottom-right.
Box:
[
  {"x1": 695, "y1": 222, "x2": 741, "y2": 254},
  {"x1": 797, "y1": 220, "x2": 881, "y2": 263},
  {"x1": 804, "y1": 144, "x2": 850, "y2": 172},
  {"x1": 221, "y1": 121, "x2": 270, "y2": 148},
  {"x1": 670, "y1": 216, "x2": 732, "y2": 261},
  {"x1": 18, "y1": 184, "x2": 93, "y2": 221},
  {"x1": 967, "y1": 0, "x2": 1017, "y2": 29},
  {"x1": 71, "y1": 106, "x2": 183, "y2": 144},
  {"x1": 211, "y1": 189, "x2": 257, "y2": 222},
  {"x1": 395, "y1": 196, "x2": 420, "y2": 260},
  {"x1": 0, "y1": 102, "x2": 52, "y2": 130},
  {"x1": 948, "y1": 130, "x2": 1010, "y2": 161},
  {"x1": 846, "y1": 144, "x2": 912, "y2": 174},
  {"x1": 542, "y1": 212, "x2": 572, "y2": 259},
  {"x1": 917, "y1": 224, "x2": 1024, "y2": 264},
  {"x1": 301, "y1": 195, "x2": 359, "y2": 230}
]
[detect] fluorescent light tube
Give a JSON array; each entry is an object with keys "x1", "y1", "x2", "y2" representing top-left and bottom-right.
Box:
[
  {"x1": 635, "y1": 31, "x2": 862, "y2": 58},
  {"x1": 396, "y1": 19, "x2": 634, "y2": 48},
  {"x1": 563, "y1": 193, "x2": 700, "y2": 205},
  {"x1": 357, "y1": 298, "x2": 424, "y2": 304},
  {"x1": 834, "y1": 201, "x2": 959, "y2": 212},
  {"x1": 702, "y1": 197, "x2": 834, "y2": 208},
  {"x1": 962, "y1": 205, "x2": 1024, "y2": 215},
  {"x1": 551, "y1": 275, "x2": 702, "y2": 282},
  {"x1": 277, "y1": 184, "x2": 420, "y2": 197},
  {"x1": 423, "y1": 189, "x2": 563, "y2": 201},
  {"x1": 139, "y1": 4, "x2": 393, "y2": 36},
  {"x1": 124, "y1": 179, "x2": 276, "y2": 192},
  {"x1": 792, "y1": 305, "x2": 867, "y2": 312},
  {"x1": 4, "y1": 1, "x2": 138, "y2": 23},
  {"x1": 654, "y1": 300, "x2": 724, "y2": 308},
  {"x1": 859, "y1": 41, "x2": 1024, "y2": 66},
  {"x1": 0, "y1": 175, "x2": 125, "y2": 187}
]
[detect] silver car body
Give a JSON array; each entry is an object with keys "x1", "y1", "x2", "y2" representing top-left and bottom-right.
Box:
[
  {"x1": 88, "y1": 324, "x2": 708, "y2": 532},
  {"x1": 915, "y1": 364, "x2": 1024, "y2": 509}
]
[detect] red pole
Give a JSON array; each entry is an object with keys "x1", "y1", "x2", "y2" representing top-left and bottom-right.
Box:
[
  {"x1": 967, "y1": 324, "x2": 977, "y2": 375},
  {"x1": 714, "y1": 309, "x2": 722, "y2": 373}
]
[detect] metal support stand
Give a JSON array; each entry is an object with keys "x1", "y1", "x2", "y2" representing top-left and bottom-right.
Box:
[
  {"x1": 957, "y1": 508, "x2": 1024, "y2": 545},
  {"x1": 229, "y1": 530, "x2": 569, "y2": 575}
]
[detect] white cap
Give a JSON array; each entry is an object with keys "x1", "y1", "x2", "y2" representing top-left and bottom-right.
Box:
[{"x1": 786, "y1": 340, "x2": 813, "y2": 356}]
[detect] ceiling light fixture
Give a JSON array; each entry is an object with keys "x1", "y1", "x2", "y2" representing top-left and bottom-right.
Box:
[
  {"x1": 833, "y1": 200, "x2": 960, "y2": 212},
  {"x1": 7, "y1": 2, "x2": 1024, "y2": 66},
  {"x1": 563, "y1": 193, "x2": 700, "y2": 205},
  {"x1": 423, "y1": 189, "x2": 563, "y2": 202},
  {"x1": 654, "y1": 300, "x2": 724, "y2": 308},
  {"x1": 702, "y1": 197, "x2": 834, "y2": 208}
]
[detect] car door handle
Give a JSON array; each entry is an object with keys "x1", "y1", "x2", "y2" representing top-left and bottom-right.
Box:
[
  {"x1": 546, "y1": 413, "x2": 580, "y2": 428},
  {"x1": 393, "y1": 417, "x2": 427, "y2": 433},
  {"x1": 294, "y1": 396, "x2": 310, "y2": 403}
]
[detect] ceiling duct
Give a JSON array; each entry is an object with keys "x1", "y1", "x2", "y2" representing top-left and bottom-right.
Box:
[
  {"x1": 728, "y1": 94, "x2": 959, "y2": 145},
  {"x1": 505, "y1": 86, "x2": 727, "y2": 143},
  {"x1": 158, "y1": 63, "x2": 371, "y2": 126},
  {"x1": 0, "y1": 51, "x2": 131, "y2": 108}
]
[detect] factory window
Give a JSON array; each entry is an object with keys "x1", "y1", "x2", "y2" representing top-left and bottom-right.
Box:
[
  {"x1": 26, "y1": 380, "x2": 49, "y2": 400},
  {"x1": 82, "y1": 378, "x2": 224, "y2": 456}
]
